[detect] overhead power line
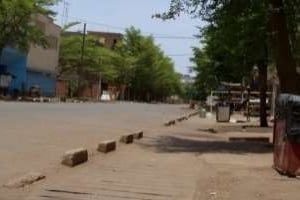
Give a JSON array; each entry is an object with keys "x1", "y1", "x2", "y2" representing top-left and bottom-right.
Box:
[{"x1": 58, "y1": 15, "x2": 198, "y2": 40}]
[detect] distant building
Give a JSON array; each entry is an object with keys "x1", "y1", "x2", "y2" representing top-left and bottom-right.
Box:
[
  {"x1": 27, "y1": 14, "x2": 61, "y2": 96},
  {"x1": 0, "y1": 14, "x2": 60, "y2": 97},
  {"x1": 58, "y1": 31, "x2": 123, "y2": 99},
  {"x1": 63, "y1": 31, "x2": 123, "y2": 49},
  {"x1": 88, "y1": 31, "x2": 123, "y2": 49},
  {"x1": 180, "y1": 74, "x2": 195, "y2": 84}
]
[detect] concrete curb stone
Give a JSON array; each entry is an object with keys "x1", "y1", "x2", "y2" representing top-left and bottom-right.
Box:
[
  {"x1": 120, "y1": 134, "x2": 134, "y2": 144},
  {"x1": 97, "y1": 140, "x2": 116, "y2": 153},
  {"x1": 62, "y1": 148, "x2": 88, "y2": 167},
  {"x1": 133, "y1": 131, "x2": 144, "y2": 139}
]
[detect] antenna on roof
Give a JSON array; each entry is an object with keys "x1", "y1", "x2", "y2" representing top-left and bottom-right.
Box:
[{"x1": 61, "y1": 0, "x2": 70, "y2": 26}]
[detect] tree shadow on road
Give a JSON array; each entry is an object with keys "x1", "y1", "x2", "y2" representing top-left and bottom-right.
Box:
[
  {"x1": 140, "y1": 135, "x2": 273, "y2": 154},
  {"x1": 196, "y1": 125, "x2": 273, "y2": 135},
  {"x1": 215, "y1": 124, "x2": 272, "y2": 133}
]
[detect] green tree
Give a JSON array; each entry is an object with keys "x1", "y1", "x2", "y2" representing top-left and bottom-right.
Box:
[
  {"x1": 115, "y1": 27, "x2": 182, "y2": 101},
  {"x1": 158, "y1": 0, "x2": 300, "y2": 126},
  {"x1": 0, "y1": 0, "x2": 59, "y2": 55},
  {"x1": 159, "y1": 0, "x2": 300, "y2": 94},
  {"x1": 190, "y1": 47, "x2": 217, "y2": 100},
  {"x1": 59, "y1": 35, "x2": 118, "y2": 95},
  {"x1": 189, "y1": 1, "x2": 270, "y2": 126},
  {"x1": 60, "y1": 27, "x2": 183, "y2": 101}
]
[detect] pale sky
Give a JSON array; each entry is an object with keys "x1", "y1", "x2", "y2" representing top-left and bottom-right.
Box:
[{"x1": 53, "y1": 0, "x2": 204, "y2": 74}]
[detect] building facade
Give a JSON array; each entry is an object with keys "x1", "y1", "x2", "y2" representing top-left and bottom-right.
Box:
[
  {"x1": 26, "y1": 14, "x2": 60, "y2": 96},
  {"x1": 87, "y1": 31, "x2": 123, "y2": 49},
  {"x1": 0, "y1": 48, "x2": 27, "y2": 95},
  {"x1": 0, "y1": 14, "x2": 60, "y2": 97},
  {"x1": 63, "y1": 31, "x2": 123, "y2": 49}
]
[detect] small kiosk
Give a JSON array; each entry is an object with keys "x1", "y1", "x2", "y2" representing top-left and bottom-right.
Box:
[{"x1": 274, "y1": 94, "x2": 300, "y2": 177}]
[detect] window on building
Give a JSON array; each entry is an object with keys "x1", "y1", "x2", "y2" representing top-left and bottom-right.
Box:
[{"x1": 112, "y1": 39, "x2": 118, "y2": 49}]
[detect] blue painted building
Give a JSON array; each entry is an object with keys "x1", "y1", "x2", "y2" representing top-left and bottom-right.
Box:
[
  {"x1": 0, "y1": 15, "x2": 60, "y2": 97},
  {"x1": 26, "y1": 70, "x2": 56, "y2": 97},
  {"x1": 0, "y1": 48, "x2": 57, "y2": 97},
  {"x1": 0, "y1": 48, "x2": 27, "y2": 93}
]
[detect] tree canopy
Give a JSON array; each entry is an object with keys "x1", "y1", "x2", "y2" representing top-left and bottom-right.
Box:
[
  {"x1": 0, "y1": 0, "x2": 59, "y2": 53},
  {"x1": 190, "y1": 0, "x2": 270, "y2": 96},
  {"x1": 115, "y1": 27, "x2": 182, "y2": 101},
  {"x1": 59, "y1": 35, "x2": 118, "y2": 82},
  {"x1": 160, "y1": 0, "x2": 300, "y2": 94},
  {"x1": 156, "y1": 0, "x2": 295, "y2": 126},
  {"x1": 59, "y1": 27, "x2": 183, "y2": 101},
  {"x1": 157, "y1": 0, "x2": 300, "y2": 126}
]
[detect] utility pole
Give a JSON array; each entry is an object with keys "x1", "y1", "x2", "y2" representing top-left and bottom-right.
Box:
[
  {"x1": 98, "y1": 72, "x2": 102, "y2": 101},
  {"x1": 81, "y1": 23, "x2": 87, "y2": 64},
  {"x1": 78, "y1": 23, "x2": 87, "y2": 96}
]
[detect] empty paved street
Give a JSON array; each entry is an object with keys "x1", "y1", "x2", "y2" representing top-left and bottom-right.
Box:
[
  {"x1": 0, "y1": 102, "x2": 187, "y2": 187},
  {"x1": 1, "y1": 102, "x2": 300, "y2": 200}
]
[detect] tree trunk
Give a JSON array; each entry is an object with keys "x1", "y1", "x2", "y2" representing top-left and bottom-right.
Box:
[
  {"x1": 258, "y1": 63, "x2": 268, "y2": 127},
  {"x1": 120, "y1": 85, "x2": 126, "y2": 101},
  {"x1": 127, "y1": 87, "x2": 131, "y2": 101},
  {"x1": 271, "y1": 0, "x2": 300, "y2": 95}
]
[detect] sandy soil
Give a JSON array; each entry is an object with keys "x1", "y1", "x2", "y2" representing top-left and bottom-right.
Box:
[
  {"x1": 0, "y1": 102, "x2": 188, "y2": 185},
  {"x1": 1, "y1": 102, "x2": 299, "y2": 200}
]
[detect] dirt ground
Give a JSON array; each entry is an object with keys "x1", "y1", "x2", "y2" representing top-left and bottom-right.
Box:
[
  {"x1": 0, "y1": 102, "x2": 299, "y2": 200},
  {"x1": 0, "y1": 102, "x2": 188, "y2": 184},
  {"x1": 159, "y1": 117, "x2": 299, "y2": 200}
]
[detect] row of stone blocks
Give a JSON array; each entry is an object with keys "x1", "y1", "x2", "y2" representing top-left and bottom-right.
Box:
[
  {"x1": 2, "y1": 132, "x2": 145, "y2": 188},
  {"x1": 164, "y1": 116, "x2": 189, "y2": 127},
  {"x1": 164, "y1": 111, "x2": 200, "y2": 127},
  {"x1": 188, "y1": 111, "x2": 200, "y2": 117},
  {"x1": 62, "y1": 131, "x2": 144, "y2": 167}
]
